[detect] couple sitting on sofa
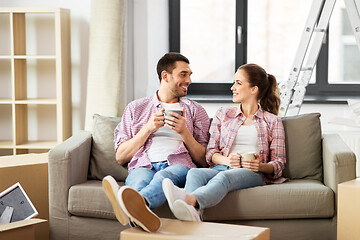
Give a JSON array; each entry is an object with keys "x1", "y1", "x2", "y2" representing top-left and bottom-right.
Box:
[{"x1": 102, "y1": 52, "x2": 286, "y2": 233}]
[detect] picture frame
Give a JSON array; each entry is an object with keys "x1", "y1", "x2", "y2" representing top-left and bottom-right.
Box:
[{"x1": 0, "y1": 182, "x2": 38, "y2": 223}]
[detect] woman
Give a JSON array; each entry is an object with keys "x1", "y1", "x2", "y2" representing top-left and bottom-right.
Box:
[{"x1": 162, "y1": 63, "x2": 287, "y2": 221}]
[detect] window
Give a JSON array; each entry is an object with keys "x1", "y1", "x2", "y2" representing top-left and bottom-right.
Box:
[
  {"x1": 180, "y1": 0, "x2": 236, "y2": 83},
  {"x1": 329, "y1": 1, "x2": 360, "y2": 84},
  {"x1": 169, "y1": 0, "x2": 246, "y2": 100},
  {"x1": 306, "y1": 0, "x2": 360, "y2": 98},
  {"x1": 169, "y1": 0, "x2": 360, "y2": 102},
  {"x1": 247, "y1": 0, "x2": 315, "y2": 85}
]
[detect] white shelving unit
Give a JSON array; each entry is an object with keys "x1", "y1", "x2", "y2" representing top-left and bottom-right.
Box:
[{"x1": 0, "y1": 8, "x2": 72, "y2": 156}]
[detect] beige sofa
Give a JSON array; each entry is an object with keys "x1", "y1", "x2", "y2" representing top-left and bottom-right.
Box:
[{"x1": 48, "y1": 113, "x2": 356, "y2": 240}]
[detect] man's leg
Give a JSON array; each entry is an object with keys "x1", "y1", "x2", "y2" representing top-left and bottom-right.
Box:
[
  {"x1": 139, "y1": 164, "x2": 190, "y2": 209},
  {"x1": 102, "y1": 176, "x2": 130, "y2": 225},
  {"x1": 125, "y1": 167, "x2": 156, "y2": 192},
  {"x1": 104, "y1": 167, "x2": 161, "y2": 232},
  {"x1": 118, "y1": 186, "x2": 161, "y2": 232}
]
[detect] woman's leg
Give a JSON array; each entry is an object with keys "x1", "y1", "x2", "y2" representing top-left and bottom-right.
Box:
[
  {"x1": 192, "y1": 168, "x2": 263, "y2": 210},
  {"x1": 184, "y1": 167, "x2": 221, "y2": 194}
]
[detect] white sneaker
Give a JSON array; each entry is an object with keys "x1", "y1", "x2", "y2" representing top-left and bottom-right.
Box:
[
  {"x1": 162, "y1": 178, "x2": 186, "y2": 212},
  {"x1": 118, "y1": 186, "x2": 161, "y2": 232},
  {"x1": 102, "y1": 176, "x2": 129, "y2": 225},
  {"x1": 172, "y1": 199, "x2": 201, "y2": 222}
]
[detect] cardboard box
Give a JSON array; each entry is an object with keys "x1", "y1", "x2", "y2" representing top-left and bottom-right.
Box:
[
  {"x1": 120, "y1": 218, "x2": 270, "y2": 240},
  {"x1": 0, "y1": 218, "x2": 46, "y2": 240},
  {"x1": 0, "y1": 153, "x2": 49, "y2": 240},
  {"x1": 337, "y1": 178, "x2": 360, "y2": 240}
]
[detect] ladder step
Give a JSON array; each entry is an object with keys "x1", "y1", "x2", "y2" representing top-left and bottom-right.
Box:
[
  {"x1": 300, "y1": 67, "x2": 314, "y2": 71},
  {"x1": 291, "y1": 66, "x2": 314, "y2": 72},
  {"x1": 314, "y1": 28, "x2": 326, "y2": 32}
]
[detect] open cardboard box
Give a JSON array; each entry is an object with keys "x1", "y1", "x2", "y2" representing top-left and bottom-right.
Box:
[
  {"x1": 120, "y1": 218, "x2": 270, "y2": 240},
  {"x1": 0, "y1": 218, "x2": 47, "y2": 240},
  {"x1": 0, "y1": 153, "x2": 49, "y2": 240},
  {"x1": 338, "y1": 178, "x2": 360, "y2": 240}
]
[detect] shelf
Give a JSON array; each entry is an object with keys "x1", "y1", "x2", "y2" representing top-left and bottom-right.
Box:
[
  {"x1": 16, "y1": 140, "x2": 57, "y2": 149},
  {"x1": 0, "y1": 141, "x2": 13, "y2": 149},
  {"x1": 0, "y1": 55, "x2": 56, "y2": 59},
  {"x1": 15, "y1": 98, "x2": 57, "y2": 104},
  {"x1": 0, "y1": 98, "x2": 58, "y2": 104},
  {"x1": 13, "y1": 55, "x2": 56, "y2": 59},
  {"x1": 0, "y1": 149, "x2": 13, "y2": 156},
  {"x1": 0, "y1": 8, "x2": 70, "y2": 14},
  {"x1": 0, "y1": 99, "x2": 12, "y2": 104}
]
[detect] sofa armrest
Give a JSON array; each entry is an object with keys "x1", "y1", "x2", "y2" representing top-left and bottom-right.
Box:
[
  {"x1": 48, "y1": 130, "x2": 92, "y2": 220},
  {"x1": 322, "y1": 133, "x2": 356, "y2": 196}
]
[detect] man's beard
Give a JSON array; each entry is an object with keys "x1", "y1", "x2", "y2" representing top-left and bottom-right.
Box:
[
  {"x1": 173, "y1": 88, "x2": 187, "y2": 98},
  {"x1": 169, "y1": 84, "x2": 188, "y2": 98}
]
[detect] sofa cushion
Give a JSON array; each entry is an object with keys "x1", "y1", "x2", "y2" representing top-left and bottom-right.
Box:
[
  {"x1": 203, "y1": 179, "x2": 334, "y2": 221},
  {"x1": 68, "y1": 180, "x2": 124, "y2": 220},
  {"x1": 68, "y1": 179, "x2": 334, "y2": 221},
  {"x1": 88, "y1": 114, "x2": 128, "y2": 181},
  {"x1": 281, "y1": 113, "x2": 322, "y2": 181}
]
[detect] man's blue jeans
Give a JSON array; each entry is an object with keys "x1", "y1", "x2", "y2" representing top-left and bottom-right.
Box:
[
  {"x1": 125, "y1": 161, "x2": 189, "y2": 209},
  {"x1": 184, "y1": 165, "x2": 263, "y2": 210}
]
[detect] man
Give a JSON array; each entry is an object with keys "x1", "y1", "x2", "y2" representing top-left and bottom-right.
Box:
[{"x1": 103, "y1": 52, "x2": 210, "y2": 232}]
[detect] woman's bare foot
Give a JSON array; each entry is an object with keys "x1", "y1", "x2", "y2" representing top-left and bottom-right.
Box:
[
  {"x1": 185, "y1": 194, "x2": 201, "y2": 218},
  {"x1": 185, "y1": 194, "x2": 197, "y2": 207}
]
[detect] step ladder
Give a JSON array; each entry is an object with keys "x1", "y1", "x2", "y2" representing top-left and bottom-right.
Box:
[{"x1": 279, "y1": 0, "x2": 360, "y2": 116}]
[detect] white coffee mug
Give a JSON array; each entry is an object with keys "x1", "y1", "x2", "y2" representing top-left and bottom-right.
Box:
[
  {"x1": 164, "y1": 109, "x2": 183, "y2": 118},
  {"x1": 241, "y1": 152, "x2": 256, "y2": 160}
]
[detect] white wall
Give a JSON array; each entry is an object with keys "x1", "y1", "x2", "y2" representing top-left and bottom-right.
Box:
[{"x1": 132, "y1": 0, "x2": 169, "y2": 99}]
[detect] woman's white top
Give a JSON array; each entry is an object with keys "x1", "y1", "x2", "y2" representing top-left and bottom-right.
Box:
[
  {"x1": 229, "y1": 124, "x2": 259, "y2": 155},
  {"x1": 146, "y1": 102, "x2": 183, "y2": 162}
]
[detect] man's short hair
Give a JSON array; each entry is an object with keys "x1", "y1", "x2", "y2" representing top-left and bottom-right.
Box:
[{"x1": 156, "y1": 52, "x2": 190, "y2": 81}]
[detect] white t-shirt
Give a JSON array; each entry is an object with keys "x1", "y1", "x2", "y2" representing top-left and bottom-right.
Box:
[
  {"x1": 229, "y1": 124, "x2": 259, "y2": 155},
  {"x1": 146, "y1": 102, "x2": 183, "y2": 162}
]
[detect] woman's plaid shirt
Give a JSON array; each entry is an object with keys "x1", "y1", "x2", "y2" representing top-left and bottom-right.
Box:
[{"x1": 206, "y1": 105, "x2": 287, "y2": 184}]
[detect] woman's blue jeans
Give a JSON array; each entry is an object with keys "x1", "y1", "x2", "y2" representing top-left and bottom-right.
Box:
[
  {"x1": 125, "y1": 161, "x2": 189, "y2": 209},
  {"x1": 184, "y1": 165, "x2": 263, "y2": 210}
]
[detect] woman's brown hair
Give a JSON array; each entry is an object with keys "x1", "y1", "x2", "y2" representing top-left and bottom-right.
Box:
[{"x1": 238, "y1": 64, "x2": 280, "y2": 115}]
